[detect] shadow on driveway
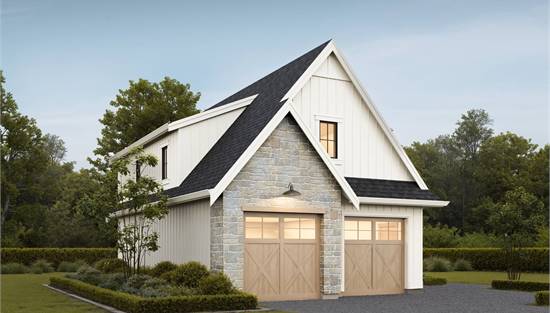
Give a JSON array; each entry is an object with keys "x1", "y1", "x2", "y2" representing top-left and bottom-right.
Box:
[{"x1": 262, "y1": 284, "x2": 545, "y2": 313}]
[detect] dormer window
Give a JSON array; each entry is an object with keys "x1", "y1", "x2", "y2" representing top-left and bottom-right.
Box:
[
  {"x1": 319, "y1": 121, "x2": 337, "y2": 158},
  {"x1": 161, "y1": 146, "x2": 168, "y2": 180}
]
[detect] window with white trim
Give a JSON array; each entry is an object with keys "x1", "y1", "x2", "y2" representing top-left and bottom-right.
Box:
[{"x1": 319, "y1": 121, "x2": 337, "y2": 158}]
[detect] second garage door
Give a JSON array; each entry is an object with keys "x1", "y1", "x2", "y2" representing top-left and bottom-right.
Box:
[
  {"x1": 243, "y1": 213, "x2": 320, "y2": 301},
  {"x1": 344, "y1": 218, "x2": 404, "y2": 296}
]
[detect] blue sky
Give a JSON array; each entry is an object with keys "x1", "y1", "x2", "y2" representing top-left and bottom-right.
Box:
[{"x1": 2, "y1": 0, "x2": 548, "y2": 168}]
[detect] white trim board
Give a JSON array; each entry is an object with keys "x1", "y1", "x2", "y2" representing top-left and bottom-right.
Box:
[
  {"x1": 110, "y1": 189, "x2": 211, "y2": 218},
  {"x1": 110, "y1": 94, "x2": 257, "y2": 161},
  {"x1": 358, "y1": 197, "x2": 449, "y2": 208},
  {"x1": 283, "y1": 40, "x2": 429, "y2": 190}
]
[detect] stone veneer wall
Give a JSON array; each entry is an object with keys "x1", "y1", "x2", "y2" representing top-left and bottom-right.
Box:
[{"x1": 210, "y1": 115, "x2": 343, "y2": 296}]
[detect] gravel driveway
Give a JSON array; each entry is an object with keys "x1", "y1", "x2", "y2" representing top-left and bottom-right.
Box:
[{"x1": 262, "y1": 284, "x2": 546, "y2": 313}]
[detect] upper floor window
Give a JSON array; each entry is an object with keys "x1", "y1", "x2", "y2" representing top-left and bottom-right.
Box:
[
  {"x1": 319, "y1": 121, "x2": 337, "y2": 158},
  {"x1": 161, "y1": 146, "x2": 168, "y2": 180},
  {"x1": 135, "y1": 160, "x2": 141, "y2": 180}
]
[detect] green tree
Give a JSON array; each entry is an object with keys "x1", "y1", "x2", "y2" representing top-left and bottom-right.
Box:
[
  {"x1": 91, "y1": 77, "x2": 200, "y2": 167},
  {"x1": 111, "y1": 148, "x2": 168, "y2": 277},
  {"x1": 487, "y1": 187, "x2": 545, "y2": 280},
  {"x1": 0, "y1": 72, "x2": 49, "y2": 227}
]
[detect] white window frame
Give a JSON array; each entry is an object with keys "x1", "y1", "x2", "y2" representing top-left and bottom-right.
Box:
[{"x1": 314, "y1": 114, "x2": 344, "y2": 165}]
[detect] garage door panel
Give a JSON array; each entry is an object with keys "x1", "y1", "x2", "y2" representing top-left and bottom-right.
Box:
[
  {"x1": 373, "y1": 244, "x2": 403, "y2": 291},
  {"x1": 282, "y1": 243, "x2": 318, "y2": 297},
  {"x1": 344, "y1": 244, "x2": 372, "y2": 295},
  {"x1": 244, "y1": 243, "x2": 280, "y2": 297},
  {"x1": 344, "y1": 218, "x2": 404, "y2": 296},
  {"x1": 244, "y1": 213, "x2": 319, "y2": 301}
]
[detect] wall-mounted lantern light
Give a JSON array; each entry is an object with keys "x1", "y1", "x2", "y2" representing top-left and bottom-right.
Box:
[{"x1": 282, "y1": 183, "x2": 301, "y2": 197}]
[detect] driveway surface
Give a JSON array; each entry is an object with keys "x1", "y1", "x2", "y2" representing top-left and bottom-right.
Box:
[{"x1": 262, "y1": 284, "x2": 546, "y2": 313}]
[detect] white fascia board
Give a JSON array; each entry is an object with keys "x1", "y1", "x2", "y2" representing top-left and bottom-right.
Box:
[
  {"x1": 288, "y1": 105, "x2": 360, "y2": 209},
  {"x1": 167, "y1": 94, "x2": 257, "y2": 131},
  {"x1": 166, "y1": 189, "x2": 211, "y2": 206},
  {"x1": 110, "y1": 189, "x2": 211, "y2": 218},
  {"x1": 209, "y1": 102, "x2": 292, "y2": 206},
  {"x1": 358, "y1": 197, "x2": 449, "y2": 208},
  {"x1": 283, "y1": 40, "x2": 429, "y2": 190},
  {"x1": 111, "y1": 122, "x2": 170, "y2": 161},
  {"x1": 110, "y1": 94, "x2": 257, "y2": 162},
  {"x1": 282, "y1": 41, "x2": 334, "y2": 102}
]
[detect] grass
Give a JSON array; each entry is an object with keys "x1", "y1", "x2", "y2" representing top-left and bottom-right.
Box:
[
  {"x1": 1, "y1": 273, "x2": 106, "y2": 313},
  {"x1": 426, "y1": 271, "x2": 550, "y2": 285}
]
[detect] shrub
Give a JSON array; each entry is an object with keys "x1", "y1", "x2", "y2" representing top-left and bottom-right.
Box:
[
  {"x1": 453, "y1": 259, "x2": 473, "y2": 271},
  {"x1": 1, "y1": 248, "x2": 116, "y2": 266},
  {"x1": 166, "y1": 262, "x2": 209, "y2": 288},
  {"x1": 1, "y1": 262, "x2": 30, "y2": 274},
  {"x1": 423, "y1": 224, "x2": 458, "y2": 248},
  {"x1": 198, "y1": 272, "x2": 234, "y2": 295},
  {"x1": 50, "y1": 276, "x2": 258, "y2": 313},
  {"x1": 455, "y1": 232, "x2": 501, "y2": 248},
  {"x1": 125, "y1": 274, "x2": 153, "y2": 289},
  {"x1": 491, "y1": 280, "x2": 550, "y2": 292},
  {"x1": 150, "y1": 261, "x2": 177, "y2": 277},
  {"x1": 423, "y1": 275, "x2": 447, "y2": 285},
  {"x1": 424, "y1": 248, "x2": 549, "y2": 272},
  {"x1": 72, "y1": 265, "x2": 102, "y2": 285},
  {"x1": 535, "y1": 291, "x2": 549, "y2": 306},
  {"x1": 142, "y1": 277, "x2": 168, "y2": 289},
  {"x1": 31, "y1": 259, "x2": 54, "y2": 273},
  {"x1": 30, "y1": 265, "x2": 44, "y2": 274},
  {"x1": 94, "y1": 258, "x2": 128, "y2": 274},
  {"x1": 57, "y1": 261, "x2": 81, "y2": 272},
  {"x1": 98, "y1": 273, "x2": 126, "y2": 291},
  {"x1": 424, "y1": 257, "x2": 453, "y2": 272}
]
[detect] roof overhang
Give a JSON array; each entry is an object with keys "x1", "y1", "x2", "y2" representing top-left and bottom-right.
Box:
[
  {"x1": 110, "y1": 94, "x2": 257, "y2": 162},
  {"x1": 110, "y1": 189, "x2": 211, "y2": 218},
  {"x1": 359, "y1": 197, "x2": 449, "y2": 208}
]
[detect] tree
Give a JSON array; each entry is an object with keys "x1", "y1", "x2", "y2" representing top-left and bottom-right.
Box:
[
  {"x1": 487, "y1": 187, "x2": 545, "y2": 280},
  {"x1": 111, "y1": 148, "x2": 168, "y2": 277},
  {"x1": 0, "y1": 72, "x2": 49, "y2": 227},
  {"x1": 91, "y1": 77, "x2": 200, "y2": 165}
]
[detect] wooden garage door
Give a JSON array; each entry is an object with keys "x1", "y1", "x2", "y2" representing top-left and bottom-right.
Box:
[
  {"x1": 244, "y1": 213, "x2": 320, "y2": 301},
  {"x1": 344, "y1": 218, "x2": 404, "y2": 296}
]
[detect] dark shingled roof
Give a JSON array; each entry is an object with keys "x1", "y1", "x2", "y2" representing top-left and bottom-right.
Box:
[
  {"x1": 164, "y1": 41, "x2": 331, "y2": 198},
  {"x1": 345, "y1": 177, "x2": 441, "y2": 200}
]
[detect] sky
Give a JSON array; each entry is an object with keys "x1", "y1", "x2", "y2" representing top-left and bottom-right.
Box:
[{"x1": 2, "y1": 0, "x2": 548, "y2": 168}]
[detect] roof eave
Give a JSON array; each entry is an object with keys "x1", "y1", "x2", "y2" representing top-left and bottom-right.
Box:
[{"x1": 358, "y1": 197, "x2": 449, "y2": 208}]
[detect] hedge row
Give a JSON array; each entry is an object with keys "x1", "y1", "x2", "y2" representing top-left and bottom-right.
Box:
[
  {"x1": 423, "y1": 276, "x2": 447, "y2": 286},
  {"x1": 535, "y1": 291, "x2": 549, "y2": 306},
  {"x1": 424, "y1": 248, "x2": 549, "y2": 272},
  {"x1": 50, "y1": 277, "x2": 258, "y2": 313},
  {"x1": 1, "y1": 248, "x2": 116, "y2": 266},
  {"x1": 491, "y1": 280, "x2": 549, "y2": 292}
]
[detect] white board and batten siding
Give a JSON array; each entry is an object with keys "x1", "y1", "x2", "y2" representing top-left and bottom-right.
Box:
[
  {"x1": 176, "y1": 107, "x2": 245, "y2": 182},
  {"x1": 120, "y1": 107, "x2": 245, "y2": 190},
  {"x1": 119, "y1": 199, "x2": 211, "y2": 267},
  {"x1": 291, "y1": 53, "x2": 413, "y2": 182},
  {"x1": 342, "y1": 202, "x2": 424, "y2": 290}
]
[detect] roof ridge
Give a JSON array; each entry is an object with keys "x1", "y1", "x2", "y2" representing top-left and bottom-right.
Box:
[
  {"x1": 207, "y1": 40, "x2": 331, "y2": 110},
  {"x1": 170, "y1": 41, "x2": 331, "y2": 196}
]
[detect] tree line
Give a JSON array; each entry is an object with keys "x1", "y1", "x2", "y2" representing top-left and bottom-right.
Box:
[
  {"x1": 1, "y1": 71, "x2": 548, "y2": 248},
  {"x1": 406, "y1": 110, "x2": 548, "y2": 247},
  {"x1": 1, "y1": 72, "x2": 200, "y2": 247}
]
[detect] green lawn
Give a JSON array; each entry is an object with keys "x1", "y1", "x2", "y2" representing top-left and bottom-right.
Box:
[
  {"x1": 1, "y1": 273, "x2": 105, "y2": 313},
  {"x1": 426, "y1": 271, "x2": 550, "y2": 285}
]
